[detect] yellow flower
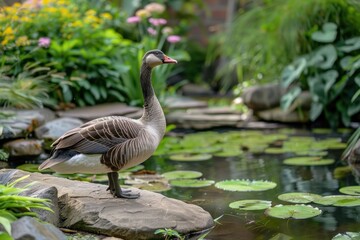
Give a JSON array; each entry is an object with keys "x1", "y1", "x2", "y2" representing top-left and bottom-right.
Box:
[
  {"x1": 13, "y1": 2, "x2": 22, "y2": 8},
  {"x1": 1, "y1": 38, "x2": 8, "y2": 46},
  {"x1": 100, "y1": 12, "x2": 112, "y2": 20},
  {"x1": 20, "y1": 16, "x2": 31, "y2": 22},
  {"x1": 135, "y1": 9, "x2": 151, "y2": 18},
  {"x1": 15, "y1": 36, "x2": 30, "y2": 46},
  {"x1": 70, "y1": 20, "x2": 83, "y2": 28},
  {"x1": 85, "y1": 9, "x2": 96, "y2": 16},
  {"x1": 45, "y1": 7, "x2": 58, "y2": 13},
  {"x1": 3, "y1": 27, "x2": 14, "y2": 36}
]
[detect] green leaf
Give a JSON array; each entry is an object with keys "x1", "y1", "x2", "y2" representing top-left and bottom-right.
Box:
[
  {"x1": 322, "y1": 70, "x2": 338, "y2": 94},
  {"x1": 229, "y1": 199, "x2": 272, "y2": 210},
  {"x1": 169, "y1": 179, "x2": 215, "y2": 188},
  {"x1": 281, "y1": 86, "x2": 301, "y2": 110},
  {"x1": 338, "y1": 37, "x2": 360, "y2": 53},
  {"x1": 283, "y1": 156, "x2": 334, "y2": 166},
  {"x1": 265, "y1": 204, "x2": 322, "y2": 219},
  {"x1": 339, "y1": 186, "x2": 360, "y2": 196},
  {"x1": 281, "y1": 58, "x2": 307, "y2": 88},
  {"x1": 162, "y1": 171, "x2": 203, "y2": 180},
  {"x1": 278, "y1": 192, "x2": 322, "y2": 203},
  {"x1": 309, "y1": 45, "x2": 337, "y2": 69},
  {"x1": 310, "y1": 102, "x2": 323, "y2": 121},
  {"x1": 215, "y1": 179, "x2": 277, "y2": 192},
  {"x1": 84, "y1": 92, "x2": 95, "y2": 105},
  {"x1": 90, "y1": 86, "x2": 100, "y2": 100},
  {"x1": 311, "y1": 22, "x2": 337, "y2": 43}
]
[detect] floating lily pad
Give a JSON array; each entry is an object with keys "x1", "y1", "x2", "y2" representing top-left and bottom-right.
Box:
[
  {"x1": 313, "y1": 195, "x2": 360, "y2": 206},
  {"x1": 213, "y1": 150, "x2": 243, "y2": 157},
  {"x1": 170, "y1": 179, "x2": 215, "y2": 188},
  {"x1": 132, "y1": 182, "x2": 171, "y2": 192},
  {"x1": 169, "y1": 153, "x2": 212, "y2": 162},
  {"x1": 215, "y1": 180, "x2": 277, "y2": 192},
  {"x1": 121, "y1": 165, "x2": 144, "y2": 172},
  {"x1": 162, "y1": 170, "x2": 203, "y2": 180},
  {"x1": 229, "y1": 199, "x2": 272, "y2": 210},
  {"x1": 278, "y1": 192, "x2": 322, "y2": 203},
  {"x1": 283, "y1": 157, "x2": 334, "y2": 166},
  {"x1": 265, "y1": 148, "x2": 288, "y2": 154},
  {"x1": 265, "y1": 204, "x2": 322, "y2": 219},
  {"x1": 332, "y1": 232, "x2": 360, "y2": 240},
  {"x1": 339, "y1": 186, "x2": 360, "y2": 196},
  {"x1": 17, "y1": 164, "x2": 54, "y2": 173}
]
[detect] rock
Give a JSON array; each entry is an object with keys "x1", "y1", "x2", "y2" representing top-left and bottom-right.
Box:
[
  {"x1": 35, "y1": 117, "x2": 83, "y2": 140},
  {"x1": 167, "y1": 109, "x2": 245, "y2": 129},
  {"x1": 3, "y1": 139, "x2": 43, "y2": 157},
  {"x1": 0, "y1": 110, "x2": 46, "y2": 140},
  {"x1": 11, "y1": 216, "x2": 66, "y2": 240},
  {"x1": 21, "y1": 186, "x2": 59, "y2": 226},
  {"x1": 57, "y1": 103, "x2": 141, "y2": 121},
  {"x1": 287, "y1": 91, "x2": 312, "y2": 112},
  {"x1": 0, "y1": 169, "x2": 214, "y2": 240},
  {"x1": 256, "y1": 107, "x2": 309, "y2": 123},
  {"x1": 165, "y1": 96, "x2": 208, "y2": 110},
  {"x1": 242, "y1": 83, "x2": 285, "y2": 111},
  {"x1": 179, "y1": 83, "x2": 215, "y2": 97}
]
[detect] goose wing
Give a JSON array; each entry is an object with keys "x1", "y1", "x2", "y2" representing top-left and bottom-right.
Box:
[{"x1": 53, "y1": 117, "x2": 143, "y2": 154}]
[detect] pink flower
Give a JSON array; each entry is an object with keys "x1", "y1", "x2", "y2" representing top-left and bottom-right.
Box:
[
  {"x1": 38, "y1": 37, "x2": 51, "y2": 48},
  {"x1": 148, "y1": 18, "x2": 167, "y2": 26},
  {"x1": 167, "y1": 35, "x2": 181, "y2": 43},
  {"x1": 147, "y1": 27, "x2": 157, "y2": 36},
  {"x1": 126, "y1": 16, "x2": 140, "y2": 24}
]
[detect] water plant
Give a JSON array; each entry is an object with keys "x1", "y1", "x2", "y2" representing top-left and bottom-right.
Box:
[
  {"x1": 215, "y1": 180, "x2": 277, "y2": 192},
  {"x1": 278, "y1": 192, "x2": 322, "y2": 204},
  {"x1": 265, "y1": 204, "x2": 322, "y2": 219},
  {"x1": 332, "y1": 232, "x2": 360, "y2": 240},
  {"x1": 162, "y1": 170, "x2": 203, "y2": 180},
  {"x1": 169, "y1": 179, "x2": 214, "y2": 188},
  {"x1": 283, "y1": 157, "x2": 335, "y2": 166},
  {"x1": 339, "y1": 186, "x2": 360, "y2": 195},
  {"x1": 229, "y1": 200, "x2": 272, "y2": 211}
]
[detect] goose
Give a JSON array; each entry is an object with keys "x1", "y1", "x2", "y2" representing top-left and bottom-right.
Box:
[{"x1": 38, "y1": 49, "x2": 177, "y2": 199}]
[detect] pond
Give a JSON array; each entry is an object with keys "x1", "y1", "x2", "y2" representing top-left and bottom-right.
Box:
[
  {"x1": 143, "y1": 128, "x2": 360, "y2": 240},
  {"x1": 9, "y1": 127, "x2": 360, "y2": 240}
]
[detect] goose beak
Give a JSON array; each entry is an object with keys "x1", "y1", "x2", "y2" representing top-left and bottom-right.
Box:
[{"x1": 163, "y1": 55, "x2": 177, "y2": 64}]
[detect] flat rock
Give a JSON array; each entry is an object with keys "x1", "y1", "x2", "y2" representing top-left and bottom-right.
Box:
[
  {"x1": 164, "y1": 96, "x2": 208, "y2": 110},
  {"x1": 166, "y1": 109, "x2": 245, "y2": 129},
  {"x1": 0, "y1": 169, "x2": 214, "y2": 240},
  {"x1": 3, "y1": 139, "x2": 43, "y2": 157},
  {"x1": 11, "y1": 216, "x2": 66, "y2": 240},
  {"x1": 35, "y1": 117, "x2": 83, "y2": 140},
  {"x1": 56, "y1": 103, "x2": 141, "y2": 121},
  {"x1": 256, "y1": 107, "x2": 309, "y2": 123}
]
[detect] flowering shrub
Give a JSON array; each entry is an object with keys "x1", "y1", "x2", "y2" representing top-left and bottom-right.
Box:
[{"x1": 0, "y1": 0, "x2": 189, "y2": 108}]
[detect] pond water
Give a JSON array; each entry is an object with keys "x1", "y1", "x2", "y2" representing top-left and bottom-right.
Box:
[
  {"x1": 5, "y1": 127, "x2": 360, "y2": 240},
  {"x1": 143, "y1": 128, "x2": 360, "y2": 240}
]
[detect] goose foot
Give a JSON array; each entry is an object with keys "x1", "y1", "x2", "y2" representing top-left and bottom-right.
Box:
[{"x1": 107, "y1": 172, "x2": 140, "y2": 199}]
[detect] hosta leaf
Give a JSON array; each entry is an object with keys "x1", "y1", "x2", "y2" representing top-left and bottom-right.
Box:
[{"x1": 311, "y1": 22, "x2": 337, "y2": 43}]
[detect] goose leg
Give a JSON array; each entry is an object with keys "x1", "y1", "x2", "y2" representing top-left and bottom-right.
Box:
[{"x1": 107, "y1": 172, "x2": 139, "y2": 199}]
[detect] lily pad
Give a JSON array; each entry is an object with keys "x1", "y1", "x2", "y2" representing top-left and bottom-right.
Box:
[
  {"x1": 121, "y1": 165, "x2": 144, "y2": 172},
  {"x1": 169, "y1": 179, "x2": 215, "y2": 188},
  {"x1": 313, "y1": 195, "x2": 360, "y2": 206},
  {"x1": 332, "y1": 232, "x2": 360, "y2": 240},
  {"x1": 169, "y1": 153, "x2": 212, "y2": 161},
  {"x1": 162, "y1": 170, "x2": 203, "y2": 180},
  {"x1": 17, "y1": 164, "x2": 54, "y2": 173},
  {"x1": 339, "y1": 186, "x2": 360, "y2": 196},
  {"x1": 265, "y1": 204, "x2": 322, "y2": 219},
  {"x1": 278, "y1": 192, "x2": 322, "y2": 203},
  {"x1": 132, "y1": 182, "x2": 171, "y2": 192},
  {"x1": 229, "y1": 199, "x2": 272, "y2": 210},
  {"x1": 213, "y1": 150, "x2": 243, "y2": 157},
  {"x1": 283, "y1": 157, "x2": 334, "y2": 166},
  {"x1": 215, "y1": 179, "x2": 277, "y2": 192},
  {"x1": 265, "y1": 148, "x2": 289, "y2": 154}
]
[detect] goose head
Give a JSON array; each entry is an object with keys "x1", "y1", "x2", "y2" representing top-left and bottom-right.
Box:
[{"x1": 143, "y1": 49, "x2": 177, "y2": 68}]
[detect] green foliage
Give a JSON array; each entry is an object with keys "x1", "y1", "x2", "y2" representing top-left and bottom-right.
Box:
[
  {"x1": 208, "y1": 0, "x2": 360, "y2": 91},
  {"x1": 1, "y1": 0, "x2": 190, "y2": 108},
  {"x1": 0, "y1": 175, "x2": 52, "y2": 236},
  {"x1": 281, "y1": 22, "x2": 360, "y2": 128},
  {"x1": 154, "y1": 228, "x2": 184, "y2": 240}
]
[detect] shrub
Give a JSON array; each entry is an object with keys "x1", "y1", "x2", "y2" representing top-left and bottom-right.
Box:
[
  {"x1": 281, "y1": 22, "x2": 360, "y2": 129},
  {"x1": 208, "y1": 0, "x2": 360, "y2": 92}
]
